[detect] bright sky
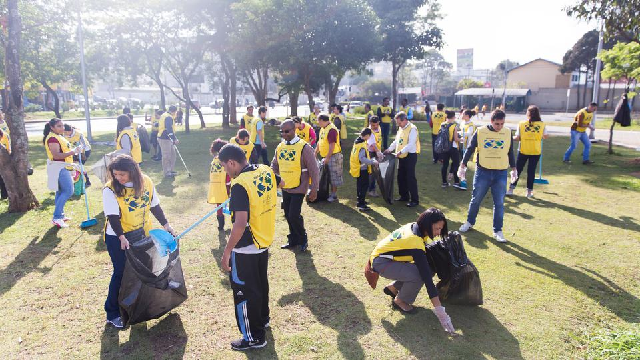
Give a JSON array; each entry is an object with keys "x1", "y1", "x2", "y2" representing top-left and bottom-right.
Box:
[{"x1": 435, "y1": 0, "x2": 596, "y2": 70}]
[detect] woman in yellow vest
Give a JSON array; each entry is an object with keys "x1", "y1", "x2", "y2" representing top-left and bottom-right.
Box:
[
  {"x1": 209, "y1": 139, "x2": 231, "y2": 230},
  {"x1": 508, "y1": 105, "x2": 549, "y2": 198},
  {"x1": 64, "y1": 124, "x2": 92, "y2": 187},
  {"x1": 43, "y1": 118, "x2": 80, "y2": 228},
  {"x1": 349, "y1": 128, "x2": 378, "y2": 212},
  {"x1": 229, "y1": 129, "x2": 258, "y2": 164},
  {"x1": 0, "y1": 128, "x2": 10, "y2": 199},
  {"x1": 363, "y1": 103, "x2": 375, "y2": 128},
  {"x1": 293, "y1": 116, "x2": 317, "y2": 146},
  {"x1": 115, "y1": 115, "x2": 143, "y2": 164},
  {"x1": 102, "y1": 154, "x2": 176, "y2": 328},
  {"x1": 439, "y1": 111, "x2": 463, "y2": 189},
  {"x1": 332, "y1": 105, "x2": 348, "y2": 140},
  {"x1": 563, "y1": 102, "x2": 597, "y2": 165},
  {"x1": 368, "y1": 208, "x2": 456, "y2": 333}
]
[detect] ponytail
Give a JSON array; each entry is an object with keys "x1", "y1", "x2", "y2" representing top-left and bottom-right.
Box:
[
  {"x1": 527, "y1": 105, "x2": 541, "y2": 125},
  {"x1": 43, "y1": 118, "x2": 61, "y2": 144}
]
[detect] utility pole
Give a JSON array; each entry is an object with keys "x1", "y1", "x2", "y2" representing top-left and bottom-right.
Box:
[
  {"x1": 77, "y1": 8, "x2": 92, "y2": 142},
  {"x1": 589, "y1": 21, "x2": 604, "y2": 142}
]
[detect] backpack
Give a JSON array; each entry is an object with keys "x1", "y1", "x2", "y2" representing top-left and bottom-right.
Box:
[
  {"x1": 434, "y1": 122, "x2": 454, "y2": 154},
  {"x1": 137, "y1": 125, "x2": 151, "y2": 153},
  {"x1": 614, "y1": 93, "x2": 631, "y2": 127}
]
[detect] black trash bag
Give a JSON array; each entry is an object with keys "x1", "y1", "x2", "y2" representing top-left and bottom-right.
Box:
[
  {"x1": 375, "y1": 154, "x2": 397, "y2": 204},
  {"x1": 614, "y1": 93, "x2": 631, "y2": 127},
  {"x1": 137, "y1": 125, "x2": 151, "y2": 153},
  {"x1": 307, "y1": 160, "x2": 331, "y2": 203},
  {"x1": 426, "y1": 231, "x2": 483, "y2": 305},
  {"x1": 118, "y1": 233, "x2": 188, "y2": 326}
]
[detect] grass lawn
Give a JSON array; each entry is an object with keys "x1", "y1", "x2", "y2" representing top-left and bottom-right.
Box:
[
  {"x1": 546, "y1": 118, "x2": 640, "y2": 132},
  {"x1": 1, "y1": 120, "x2": 639, "y2": 359}
]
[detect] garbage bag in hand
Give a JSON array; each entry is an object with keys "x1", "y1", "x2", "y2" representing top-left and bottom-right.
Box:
[
  {"x1": 307, "y1": 160, "x2": 331, "y2": 203},
  {"x1": 118, "y1": 232, "x2": 188, "y2": 326},
  {"x1": 374, "y1": 154, "x2": 397, "y2": 204},
  {"x1": 137, "y1": 125, "x2": 151, "y2": 153},
  {"x1": 426, "y1": 231, "x2": 483, "y2": 305},
  {"x1": 614, "y1": 93, "x2": 631, "y2": 127}
]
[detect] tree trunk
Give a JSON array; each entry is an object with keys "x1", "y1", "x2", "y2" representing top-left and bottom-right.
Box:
[
  {"x1": 303, "y1": 67, "x2": 314, "y2": 112},
  {"x1": 575, "y1": 70, "x2": 581, "y2": 110},
  {"x1": 289, "y1": 88, "x2": 299, "y2": 116},
  {"x1": 192, "y1": 101, "x2": 205, "y2": 129},
  {"x1": 221, "y1": 56, "x2": 231, "y2": 128},
  {"x1": 41, "y1": 81, "x2": 61, "y2": 118},
  {"x1": 604, "y1": 79, "x2": 612, "y2": 110},
  {"x1": 0, "y1": 0, "x2": 39, "y2": 212},
  {"x1": 608, "y1": 118, "x2": 615, "y2": 154},
  {"x1": 392, "y1": 59, "x2": 400, "y2": 111},
  {"x1": 182, "y1": 86, "x2": 190, "y2": 133},
  {"x1": 153, "y1": 74, "x2": 166, "y2": 110},
  {"x1": 230, "y1": 61, "x2": 237, "y2": 124}
]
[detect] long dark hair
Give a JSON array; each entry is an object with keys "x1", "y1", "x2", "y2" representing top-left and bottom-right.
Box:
[
  {"x1": 416, "y1": 207, "x2": 448, "y2": 240},
  {"x1": 107, "y1": 154, "x2": 144, "y2": 198},
  {"x1": 43, "y1": 118, "x2": 62, "y2": 144},
  {"x1": 116, "y1": 114, "x2": 132, "y2": 140},
  {"x1": 527, "y1": 105, "x2": 542, "y2": 125}
]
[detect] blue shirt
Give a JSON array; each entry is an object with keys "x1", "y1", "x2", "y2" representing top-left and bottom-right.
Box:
[{"x1": 254, "y1": 120, "x2": 264, "y2": 144}]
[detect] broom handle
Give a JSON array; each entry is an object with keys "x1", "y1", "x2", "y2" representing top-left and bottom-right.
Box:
[
  {"x1": 78, "y1": 157, "x2": 91, "y2": 220},
  {"x1": 537, "y1": 140, "x2": 544, "y2": 179},
  {"x1": 176, "y1": 199, "x2": 230, "y2": 240}
]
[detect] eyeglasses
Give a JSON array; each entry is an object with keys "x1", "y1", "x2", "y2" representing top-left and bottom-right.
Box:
[{"x1": 279, "y1": 129, "x2": 292, "y2": 134}]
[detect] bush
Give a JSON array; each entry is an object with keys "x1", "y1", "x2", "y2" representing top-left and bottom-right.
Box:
[
  {"x1": 106, "y1": 109, "x2": 116, "y2": 117},
  {"x1": 62, "y1": 103, "x2": 70, "y2": 112},
  {"x1": 25, "y1": 104, "x2": 41, "y2": 113}
]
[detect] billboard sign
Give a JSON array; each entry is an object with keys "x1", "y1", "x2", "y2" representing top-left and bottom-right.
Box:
[{"x1": 457, "y1": 48, "x2": 473, "y2": 70}]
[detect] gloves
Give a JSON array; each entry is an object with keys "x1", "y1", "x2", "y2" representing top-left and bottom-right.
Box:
[
  {"x1": 457, "y1": 166, "x2": 467, "y2": 181},
  {"x1": 433, "y1": 306, "x2": 456, "y2": 333},
  {"x1": 510, "y1": 169, "x2": 518, "y2": 183},
  {"x1": 372, "y1": 159, "x2": 379, "y2": 166}
]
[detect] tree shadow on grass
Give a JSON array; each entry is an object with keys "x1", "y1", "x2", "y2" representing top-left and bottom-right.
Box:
[
  {"x1": 502, "y1": 242, "x2": 640, "y2": 323},
  {"x1": 381, "y1": 306, "x2": 523, "y2": 359},
  {"x1": 100, "y1": 313, "x2": 187, "y2": 360},
  {"x1": 278, "y1": 252, "x2": 372, "y2": 360},
  {"x1": 0, "y1": 227, "x2": 62, "y2": 297},
  {"x1": 311, "y1": 200, "x2": 381, "y2": 240},
  {"x1": 209, "y1": 230, "x2": 231, "y2": 289}
]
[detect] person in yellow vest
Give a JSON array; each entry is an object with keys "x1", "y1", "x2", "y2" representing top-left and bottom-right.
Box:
[
  {"x1": 230, "y1": 129, "x2": 259, "y2": 164},
  {"x1": 439, "y1": 111, "x2": 463, "y2": 189},
  {"x1": 0, "y1": 128, "x2": 10, "y2": 199},
  {"x1": 308, "y1": 104, "x2": 321, "y2": 131},
  {"x1": 115, "y1": 114, "x2": 142, "y2": 165},
  {"x1": 316, "y1": 114, "x2": 343, "y2": 202},
  {"x1": 102, "y1": 154, "x2": 175, "y2": 329},
  {"x1": 350, "y1": 128, "x2": 378, "y2": 212},
  {"x1": 43, "y1": 118, "x2": 81, "y2": 228},
  {"x1": 292, "y1": 116, "x2": 316, "y2": 146},
  {"x1": 563, "y1": 102, "x2": 597, "y2": 165},
  {"x1": 384, "y1": 112, "x2": 420, "y2": 207},
  {"x1": 250, "y1": 106, "x2": 269, "y2": 165},
  {"x1": 218, "y1": 143, "x2": 282, "y2": 351},
  {"x1": 508, "y1": 105, "x2": 549, "y2": 198},
  {"x1": 399, "y1": 98, "x2": 414, "y2": 120},
  {"x1": 430, "y1": 103, "x2": 446, "y2": 163},
  {"x1": 458, "y1": 110, "x2": 517, "y2": 243},
  {"x1": 271, "y1": 120, "x2": 319, "y2": 252},
  {"x1": 368, "y1": 207, "x2": 456, "y2": 333},
  {"x1": 376, "y1": 97, "x2": 395, "y2": 150},
  {"x1": 459, "y1": 109, "x2": 477, "y2": 190},
  {"x1": 473, "y1": 104, "x2": 480, "y2": 116},
  {"x1": 158, "y1": 105, "x2": 180, "y2": 177},
  {"x1": 151, "y1": 109, "x2": 163, "y2": 161},
  {"x1": 332, "y1": 105, "x2": 348, "y2": 141},
  {"x1": 366, "y1": 116, "x2": 383, "y2": 197},
  {"x1": 363, "y1": 103, "x2": 375, "y2": 128},
  {"x1": 241, "y1": 105, "x2": 254, "y2": 129},
  {"x1": 64, "y1": 124, "x2": 92, "y2": 187},
  {"x1": 209, "y1": 139, "x2": 232, "y2": 230},
  {"x1": 481, "y1": 104, "x2": 487, "y2": 119}
]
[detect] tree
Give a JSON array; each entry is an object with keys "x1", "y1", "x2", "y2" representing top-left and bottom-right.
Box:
[
  {"x1": 494, "y1": 59, "x2": 520, "y2": 85},
  {"x1": 369, "y1": 0, "x2": 443, "y2": 110},
  {"x1": 598, "y1": 42, "x2": 640, "y2": 153},
  {"x1": 457, "y1": 79, "x2": 483, "y2": 90},
  {"x1": 566, "y1": 0, "x2": 640, "y2": 43},
  {"x1": 360, "y1": 79, "x2": 392, "y2": 98},
  {"x1": 0, "y1": 0, "x2": 40, "y2": 212},
  {"x1": 418, "y1": 50, "x2": 452, "y2": 96},
  {"x1": 560, "y1": 30, "x2": 600, "y2": 109}
]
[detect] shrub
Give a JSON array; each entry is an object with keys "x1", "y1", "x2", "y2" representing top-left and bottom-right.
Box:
[{"x1": 25, "y1": 104, "x2": 41, "y2": 113}]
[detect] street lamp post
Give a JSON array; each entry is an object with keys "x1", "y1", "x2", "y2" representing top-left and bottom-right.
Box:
[{"x1": 589, "y1": 20, "x2": 605, "y2": 142}]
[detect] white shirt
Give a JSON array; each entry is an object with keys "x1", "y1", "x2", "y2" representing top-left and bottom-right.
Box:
[
  {"x1": 367, "y1": 128, "x2": 381, "y2": 152},
  {"x1": 387, "y1": 122, "x2": 418, "y2": 154},
  {"x1": 103, "y1": 181, "x2": 160, "y2": 236}
]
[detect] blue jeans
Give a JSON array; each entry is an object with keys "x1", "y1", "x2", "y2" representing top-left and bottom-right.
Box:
[
  {"x1": 563, "y1": 130, "x2": 591, "y2": 161},
  {"x1": 53, "y1": 168, "x2": 74, "y2": 220},
  {"x1": 104, "y1": 233, "x2": 126, "y2": 320},
  {"x1": 466, "y1": 167, "x2": 507, "y2": 233}
]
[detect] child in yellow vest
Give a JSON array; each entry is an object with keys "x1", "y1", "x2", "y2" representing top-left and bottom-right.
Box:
[
  {"x1": 64, "y1": 124, "x2": 92, "y2": 187},
  {"x1": 209, "y1": 139, "x2": 231, "y2": 230},
  {"x1": 350, "y1": 128, "x2": 378, "y2": 211}
]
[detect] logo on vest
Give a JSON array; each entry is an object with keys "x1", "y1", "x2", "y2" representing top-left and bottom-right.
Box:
[
  {"x1": 390, "y1": 231, "x2": 402, "y2": 242},
  {"x1": 211, "y1": 162, "x2": 224, "y2": 173},
  {"x1": 524, "y1": 124, "x2": 541, "y2": 132},
  {"x1": 278, "y1": 149, "x2": 297, "y2": 162},
  {"x1": 124, "y1": 190, "x2": 151, "y2": 212},
  {"x1": 483, "y1": 139, "x2": 505, "y2": 149},
  {"x1": 253, "y1": 171, "x2": 274, "y2": 197}
]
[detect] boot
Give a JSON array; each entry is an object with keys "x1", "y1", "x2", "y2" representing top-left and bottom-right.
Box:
[
  {"x1": 217, "y1": 215, "x2": 225, "y2": 230},
  {"x1": 84, "y1": 173, "x2": 91, "y2": 187}
]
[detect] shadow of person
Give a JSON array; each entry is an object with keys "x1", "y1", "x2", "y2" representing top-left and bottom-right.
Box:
[
  {"x1": 278, "y1": 253, "x2": 372, "y2": 359},
  {"x1": 312, "y1": 200, "x2": 380, "y2": 240},
  {"x1": 100, "y1": 313, "x2": 187, "y2": 359},
  {"x1": 502, "y1": 242, "x2": 640, "y2": 323},
  {"x1": 245, "y1": 330, "x2": 278, "y2": 360},
  {"x1": 156, "y1": 176, "x2": 176, "y2": 197},
  {"x1": 381, "y1": 306, "x2": 523, "y2": 359},
  {"x1": 0, "y1": 227, "x2": 62, "y2": 296},
  {"x1": 210, "y1": 230, "x2": 231, "y2": 289}
]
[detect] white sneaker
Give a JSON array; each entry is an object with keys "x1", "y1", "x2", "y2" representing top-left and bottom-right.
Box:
[
  {"x1": 52, "y1": 219, "x2": 68, "y2": 228},
  {"x1": 506, "y1": 188, "x2": 514, "y2": 196},
  {"x1": 459, "y1": 222, "x2": 473, "y2": 233},
  {"x1": 327, "y1": 194, "x2": 338, "y2": 203},
  {"x1": 493, "y1": 231, "x2": 507, "y2": 243},
  {"x1": 526, "y1": 190, "x2": 534, "y2": 199}
]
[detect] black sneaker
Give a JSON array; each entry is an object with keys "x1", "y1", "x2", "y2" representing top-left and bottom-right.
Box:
[
  {"x1": 231, "y1": 338, "x2": 267, "y2": 351},
  {"x1": 563, "y1": 160, "x2": 571, "y2": 164},
  {"x1": 583, "y1": 160, "x2": 595, "y2": 165},
  {"x1": 357, "y1": 204, "x2": 372, "y2": 212},
  {"x1": 441, "y1": 183, "x2": 448, "y2": 188},
  {"x1": 107, "y1": 317, "x2": 124, "y2": 329}
]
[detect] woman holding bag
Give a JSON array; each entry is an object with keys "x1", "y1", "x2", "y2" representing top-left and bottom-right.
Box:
[{"x1": 102, "y1": 154, "x2": 176, "y2": 328}]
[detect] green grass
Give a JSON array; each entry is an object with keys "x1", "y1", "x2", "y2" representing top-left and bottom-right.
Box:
[
  {"x1": 574, "y1": 326, "x2": 640, "y2": 359},
  {"x1": 1, "y1": 120, "x2": 640, "y2": 359},
  {"x1": 547, "y1": 118, "x2": 640, "y2": 132}
]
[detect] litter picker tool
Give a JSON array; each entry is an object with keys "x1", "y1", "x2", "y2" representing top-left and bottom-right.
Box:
[
  {"x1": 533, "y1": 140, "x2": 549, "y2": 185},
  {"x1": 77, "y1": 153, "x2": 98, "y2": 228},
  {"x1": 174, "y1": 144, "x2": 191, "y2": 177}
]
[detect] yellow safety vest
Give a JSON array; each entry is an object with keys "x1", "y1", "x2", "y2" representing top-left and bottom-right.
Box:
[
  {"x1": 64, "y1": 129, "x2": 88, "y2": 153},
  {"x1": 395, "y1": 123, "x2": 420, "y2": 159},
  {"x1": 151, "y1": 115, "x2": 160, "y2": 132},
  {"x1": 370, "y1": 223, "x2": 427, "y2": 264},
  {"x1": 116, "y1": 128, "x2": 142, "y2": 164},
  {"x1": 379, "y1": 106, "x2": 393, "y2": 123},
  {"x1": 296, "y1": 123, "x2": 312, "y2": 143},
  {"x1": 157, "y1": 112, "x2": 174, "y2": 136},
  {"x1": 349, "y1": 141, "x2": 371, "y2": 177},
  {"x1": 106, "y1": 174, "x2": 155, "y2": 236},
  {"x1": 308, "y1": 112, "x2": 318, "y2": 126},
  {"x1": 371, "y1": 128, "x2": 382, "y2": 151},
  {"x1": 45, "y1": 133, "x2": 73, "y2": 164},
  {"x1": 0, "y1": 131, "x2": 10, "y2": 153},
  {"x1": 243, "y1": 114, "x2": 254, "y2": 129},
  {"x1": 432, "y1": 111, "x2": 446, "y2": 134},
  {"x1": 364, "y1": 110, "x2": 374, "y2": 127},
  {"x1": 318, "y1": 123, "x2": 342, "y2": 157},
  {"x1": 275, "y1": 140, "x2": 306, "y2": 189},
  {"x1": 573, "y1": 108, "x2": 593, "y2": 133},
  {"x1": 230, "y1": 137, "x2": 254, "y2": 162},
  {"x1": 477, "y1": 126, "x2": 511, "y2": 170},
  {"x1": 0, "y1": 121, "x2": 10, "y2": 136},
  {"x1": 519, "y1": 120, "x2": 545, "y2": 155},
  {"x1": 446, "y1": 122, "x2": 460, "y2": 143},
  {"x1": 231, "y1": 165, "x2": 277, "y2": 249},
  {"x1": 336, "y1": 114, "x2": 347, "y2": 140},
  {"x1": 249, "y1": 117, "x2": 264, "y2": 144},
  {"x1": 208, "y1": 157, "x2": 228, "y2": 204}
]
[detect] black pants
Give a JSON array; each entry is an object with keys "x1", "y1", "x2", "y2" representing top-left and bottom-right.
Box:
[
  {"x1": 357, "y1": 169, "x2": 369, "y2": 206},
  {"x1": 0, "y1": 172, "x2": 7, "y2": 199},
  {"x1": 398, "y1": 153, "x2": 419, "y2": 203},
  {"x1": 259, "y1": 146, "x2": 269, "y2": 165},
  {"x1": 380, "y1": 122, "x2": 390, "y2": 150},
  {"x1": 368, "y1": 151, "x2": 377, "y2": 191},
  {"x1": 230, "y1": 250, "x2": 269, "y2": 342},
  {"x1": 282, "y1": 191, "x2": 306, "y2": 246},
  {"x1": 512, "y1": 153, "x2": 540, "y2": 190},
  {"x1": 440, "y1": 147, "x2": 460, "y2": 184},
  {"x1": 431, "y1": 134, "x2": 438, "y2": 162}
]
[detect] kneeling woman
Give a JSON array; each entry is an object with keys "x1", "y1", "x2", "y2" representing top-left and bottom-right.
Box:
[
  {"x1": 369, "y1": 207, "x2": 456, "y2": 333},
  {"x1": 102, "y1": 154, "x2": 176, "y2": 328}
]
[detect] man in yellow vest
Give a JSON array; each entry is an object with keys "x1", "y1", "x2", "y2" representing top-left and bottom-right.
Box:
[
  {"x1": 376, "y1": 97, "x2": 395, "y2": 150},
  {"x1": 241, "y1": 105, "x2": 254, "y2": 129},
  {"x1": 308, "y1": 104, "x2": 320, "y2": 128},
  {"x1": 399, "y1": 98, "x2": 414, "y2": 120},
  {"x1": 150, "y1": 109, "x2": 163, "y2": 161},
  {"x1": 316, "y1": 114, "x2": 343, "y2": 202},
  {"x1": 219, "y1": 144, "x2": 281, "y2": 351},
  {"x1": 384, "y1": 111, "x2": 420, "y2": 207},
  {"x1": 0, "y1": 128, "x2": 10, "y2": 199},
  {"x1": 458, "y1": 110, "x2": 517, "y2": 243},
  {"x1": 271, "y1": 120, "x2": 319, "y2": 252},
  {"x1": 364, "y1": 103, "x2": 375, "y2": 128},
  {"x1": 230, "y1": 129, "x2": 258, "y2": 164},
  {"x1": 563, "y1": 102, "x2": 597, "y2": 165},
  {"x1": 430, "y1": 103, "x2": 446, "y2": 163},
  {"x1": 157, "y1": 105, "x2": 179, "y2": 177}
]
